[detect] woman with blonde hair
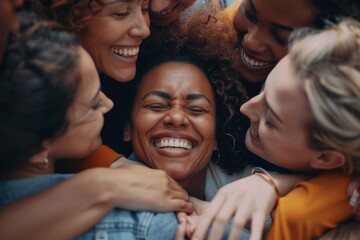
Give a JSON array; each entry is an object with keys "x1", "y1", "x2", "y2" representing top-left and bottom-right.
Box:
[{"x1": 191, "y1": 19, "x2": 360, "y2": 240}]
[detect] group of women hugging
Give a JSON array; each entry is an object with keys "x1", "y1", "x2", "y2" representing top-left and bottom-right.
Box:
[{"x1": 1, "y1": 0, "x2": 360, "y2": 239}]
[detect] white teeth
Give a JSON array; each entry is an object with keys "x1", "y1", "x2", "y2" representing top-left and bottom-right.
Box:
[
  {"x1": 160, "y1": 8, "x2": 172, "y2": 15},
  {"x1": 241, "y1": 49, "x2": 272, "y2": 68},
  {"x1": 112, "y1": 47, "x2": 139, "y2": 57},
  {"x1": 155, "y1": 138, "x2": 192, "y2": 150}
]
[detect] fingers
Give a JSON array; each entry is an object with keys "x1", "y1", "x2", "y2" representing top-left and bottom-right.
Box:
[
  {"x1": 208, "y1": 201, "x2": 238, "y2": 240},
  {"x1": 228, "y1": 212, "x2": 246, "y2": 240},
  {"x1": 248, "y1": 212, "x2": 266, "y2": 240},
  {"x1": 176, "y1": 220, "x2": 187, "y2": 240},
  {"x1": 191, "y1": 195, "x2": 225, "y2": 240},
  {"x1": 163, "y1": 199, "x2": 193, "y2": 213},
  {"x1": 177, "y1": 212, "x2": 188, "y2": 223}
]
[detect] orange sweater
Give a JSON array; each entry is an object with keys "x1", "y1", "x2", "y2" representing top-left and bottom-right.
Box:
[
  {"x1": 64, "y1": 145, "x2": 123, "y2": 172},
  {"x1": 266, "y1": 171, "x2": 352, "y2": 240}
]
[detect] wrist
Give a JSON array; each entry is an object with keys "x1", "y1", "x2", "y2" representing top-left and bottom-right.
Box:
[
  {"x1": 77, "y1": 168, "x2": 118, "y2": 209},
  {"x1": 251, "y1": 167, "x2": 280, "y2": 211}
]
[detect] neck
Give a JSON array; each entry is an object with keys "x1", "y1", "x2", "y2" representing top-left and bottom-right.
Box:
[
  {"x1": 2, "y1": 160, "x2": 55, "y2": 181},
  {"x1": 179, "y1": 167, "x2": 207, "y2": 200}
]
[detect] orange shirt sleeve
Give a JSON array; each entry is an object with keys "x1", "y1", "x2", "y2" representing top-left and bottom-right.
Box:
[
  {"x1": 61, "y1": 145, "x2": 123, "y2": 172},
  {"x1": 266, "y1": 171, "x2": 353, "y2": 240},
  {"x1": 222, "y1": 0, "x2": 241, "y2": 20}
]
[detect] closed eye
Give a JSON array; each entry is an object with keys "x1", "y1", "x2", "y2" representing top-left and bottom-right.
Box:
[
  {"x1": 241, "y1": 5, "x2": 257, "y2": 24},
  {"x1": 113, "y1": 11, "x2": 129, "y2": 17},
  {"x1": 187, "y1": 106, "x2": 208, "y2": 115},
  {"x1": 146, "y1": 103, "x2": 170, "y2": 111}
]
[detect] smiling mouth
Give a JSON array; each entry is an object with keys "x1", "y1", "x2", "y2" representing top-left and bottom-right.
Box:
[
  {"x1": 240, "y1": 48, "x2": 275, "y2": 70},
  {"x1": 154, "y1": 137, "x2": 193, "y2": 150},
  {"x1": 111, "y1": 47, "x2": 139, "y2": 57},
  {"x1": 156, "y1": 3, "x2": 180, "y2": 15},
  {"x1": 249, "y1": 124, "x2": 259, "y2": 141}
]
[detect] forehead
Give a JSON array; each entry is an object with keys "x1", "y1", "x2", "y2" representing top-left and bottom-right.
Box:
[
  {"x1": 138, "y1": 62, "x2": 214, "y2": 97},
  {"x1": 266, "y1": 56, "x2": 311, "y2": 122},
  {"x1": 251, "y1": 0, "x2": 318, "y2": 27}
]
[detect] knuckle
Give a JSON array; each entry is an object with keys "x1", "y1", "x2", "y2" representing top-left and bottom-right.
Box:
[{"x1": 215, "y1": 215, "x2": 228, "y2": 225}]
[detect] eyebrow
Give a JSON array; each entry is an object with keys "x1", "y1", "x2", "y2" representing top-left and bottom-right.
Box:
[
  {"x1": 249, "y1": 0, "x2": 293, "y2": 32},
  {"x1": 141, "y1": 90, "x2": 170, "y2": 100},
  {"x1": 91, "y1": 87, "x2": 101, "y2": 104},
  {"x1": 249, "y1": 0, "x2": 257, "y2": 13},
  {"x1": 186, "y1": 93, "x2": 212, "y2": 105},
  {"x1": 272, "y1": 23, "x2": 294, "y2": 32},
  {"x1": 141, "y1": 91, "x2": 213, "y2": 104},
  {"x1": 265, "y1": 98, "x2": 284, "y2": 124}
]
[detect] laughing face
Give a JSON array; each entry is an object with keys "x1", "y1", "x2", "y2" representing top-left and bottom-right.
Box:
[
  {"x1": 49, "y1": 47, "x2": 113, "y2": 160},
  {"x1": 126, "y1": 61, "x2": 217, "y2": 182},
  {"x1": 78, "y1": 0, "x2": 150, "y2": 82},
  {"x1": 233, "y1": 0, "x2": 318, "y2": 83},
  {"x1": 149, "y1": 0, "x2": 195, "y2": 26},
  {"x1": 240, "y1": 56, "x2": 321, "y2": 172}
]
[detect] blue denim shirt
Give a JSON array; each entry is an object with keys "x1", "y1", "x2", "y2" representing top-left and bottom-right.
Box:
[
  {"x1": 0, "y1": 173, "x2": 252, "y2": 239},
  {"x1": 0, "y1": 174, "x2": 177, "y2": 240}
]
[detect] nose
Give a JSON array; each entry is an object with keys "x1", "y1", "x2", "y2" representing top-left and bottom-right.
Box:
[
  {"x1": 100, "y1": 91, "x2": 114, "y2": 114},
  {"x1": 240, "y1": 93, "x2": 262, "y2": 122},
  {"x1": 150, "y1": 0, "x2": 172, "y2": 13},
  {"x1": 129, "y1": 10, "x2": 150, "y2": 39},
  {"x1": 243, "y1": 26, "x2": 267, "y2": 53},
  {"x1": 163, "y1": 107, "x2": 189, "y2": 127}
]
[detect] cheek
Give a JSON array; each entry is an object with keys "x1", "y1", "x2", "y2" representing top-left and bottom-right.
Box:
[
  {"x1": 144, "y1": 14, "x2": 150, "y2": 27},
  {"x1": 273, "y1": 46, "x2": 289, "y2": 62},
  {"x1": 233, "y1": 13, "x2": 247, "y2": 34}
]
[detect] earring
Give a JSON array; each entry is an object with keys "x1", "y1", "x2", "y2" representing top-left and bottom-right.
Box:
[
  {"x1": 38, "y1": 158, "x2": 49, "y2": 170},
  {"x1": 214, "y1": 148, "x2": 221, "y2": 165}
]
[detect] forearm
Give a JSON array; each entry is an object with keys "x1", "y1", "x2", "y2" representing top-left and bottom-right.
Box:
[{"x1": 0, "y1": 169, "x2": 116, "y2": 240}]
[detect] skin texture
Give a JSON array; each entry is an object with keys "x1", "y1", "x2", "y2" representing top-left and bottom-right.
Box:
[
  {"x1": 188, "y1": 55, "x2": 349, "y2": 240},
  {"x1": 0, "y1": 0, "x2": 23, "y2": 63},
  {"x1": 48, "y1": 47, "x2": 113, "y2": 161},
  {"x1": 149, "y1": 0, "x2": 196, "y2": 26},
  {"x1": 232, "y1": 0, "x2": 318, "y2": 83},
  {"x1": 78, "y1": 0, "x2": 150, "y2": 82},
  {"x1": 126, "y1": 61, "x2": 217, "y2": 196},
  {"x1": 0, "y1": 45, "x2": 193, "y2": 240},
  {"x1": 240, "y1": 56, "x2": 321, "y2": 172}
]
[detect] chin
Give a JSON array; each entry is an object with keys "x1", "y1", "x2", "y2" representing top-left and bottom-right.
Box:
[
  {"x1": 239, "y1": 67, "x2": 268, "y2": 83},
  {"x1": 108, "y1": 69, "x2": 136, "y2": 82}
]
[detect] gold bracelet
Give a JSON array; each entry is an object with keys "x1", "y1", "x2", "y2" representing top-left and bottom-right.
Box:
[{"x1": 251, "y1": 167, "x2": 280, "y2": 210}]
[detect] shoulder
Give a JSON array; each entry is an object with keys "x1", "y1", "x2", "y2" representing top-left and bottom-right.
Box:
[{"x1": 222, "y1": 0, "x2": 242, "y2": 19}]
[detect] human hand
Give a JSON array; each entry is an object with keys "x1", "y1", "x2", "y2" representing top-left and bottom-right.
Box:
[
  {"x1": 190, "y1": 174, "x2": 277, "y2": 240},
  {"x1": 176, "y1": 198, "x2": 209, "y2": 240},
  {"x1": 348, "y1": 178, "x2": 360, "y2": 220},
  {"x1": 107, "y1": 163, "x2": 193, "y2": 213}
]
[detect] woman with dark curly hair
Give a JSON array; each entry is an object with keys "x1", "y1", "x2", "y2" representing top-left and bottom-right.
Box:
[
  {"x1": 0, "y1": 10, "x2": 194, "y2": 239},
  {"x1": 0, "y1": 11, "x2": 299, "y2": 240}
]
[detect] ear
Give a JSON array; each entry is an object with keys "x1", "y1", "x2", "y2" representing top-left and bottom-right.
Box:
[
  {"x1": 310, "y1": 150, "x2": 346, "y2": 170},
  {"x1": 28, "y1": 149, "x2": 48, "y2": 165},
  {"x1": 213, "y1": 141, "x2": 218, "y2": 151},
  {"x1": 123, "y1": 122, "x2": 132, "y2": 142}
]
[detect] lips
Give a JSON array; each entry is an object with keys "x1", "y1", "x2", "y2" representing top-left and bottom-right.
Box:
[
  {"x1": 154, "y1": 137, "x2": 193, "y2": 150},
  {"x1": 240, "y1": 48, "x2": 275, "y2": 70},
  {"x1": 249, "y1": 124, "x2": 260, "y2": 142},
  {"x1": 111, "y1": 46, "x2": 139, "y2": 57},
  {"x1": 151, "y1": 132, "x2": 198, "y2": 153},
  {"x1": 158, "y1": 3, "x2": 180, "y2": 15}
]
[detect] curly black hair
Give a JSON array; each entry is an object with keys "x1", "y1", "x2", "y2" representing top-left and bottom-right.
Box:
[{"x1": 136, "y1": 10, "x2": 252, "y2": 173}]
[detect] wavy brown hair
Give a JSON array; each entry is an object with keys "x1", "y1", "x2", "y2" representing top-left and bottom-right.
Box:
[{"x1": 31, "y1": 0, "x2": 105, "y2": 31}]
